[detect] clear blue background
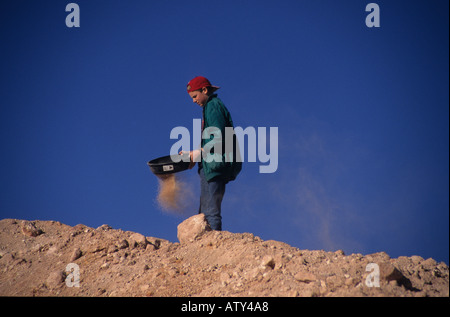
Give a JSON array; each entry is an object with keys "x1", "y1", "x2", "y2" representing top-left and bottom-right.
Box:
[{"x1": 1, "y1": 0, "x2": 448, "y2": 264}]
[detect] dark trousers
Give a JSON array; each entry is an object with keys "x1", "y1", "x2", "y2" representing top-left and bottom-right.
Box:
[{"x1": 199, "y1": 167, "x2": 226, "y2": 230}]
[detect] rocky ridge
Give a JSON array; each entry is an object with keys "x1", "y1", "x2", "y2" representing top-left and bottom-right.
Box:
[{"x1": 0, "y1": 216, "x2": 448, "y2": 297}]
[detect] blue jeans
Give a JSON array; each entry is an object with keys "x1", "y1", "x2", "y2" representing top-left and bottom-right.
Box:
[{"x1": 199, "y1": 167, "x2": 226, "y2": 230}]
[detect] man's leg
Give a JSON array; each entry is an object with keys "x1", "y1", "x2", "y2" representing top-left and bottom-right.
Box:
[{"x1": 199, "y1": 168, "x2": 226, "y2": 230}]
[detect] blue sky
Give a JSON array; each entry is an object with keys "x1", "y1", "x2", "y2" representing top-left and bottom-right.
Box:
[{"x1": 1, "y1": 0, "x2": 448, "y2": 264}]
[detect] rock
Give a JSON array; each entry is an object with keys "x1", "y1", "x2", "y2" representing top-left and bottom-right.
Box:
[
  {"x1": 101, "y1": 262, "x2": 110, "y2": 270},
  {"x1": 220, "y1": 272, "x2": 233, "y2": 286},
  {"x1": 129, "y1": 233, "x2": 148, "y2": 249},
  {"x1": 97, "y1": 288, "x2": 107, "y2": 296},
  {"x1": 46, "y1": 270, "x2": 65, "y2": 288},
  {"x1": 177, "y1": 214, "x2": 211, "y2": 244},
  {"x1": 379, "y1": 262, "x2": 404, "y2": 282},
  {"x1": 70, "y1": 248, "x2": 82, "y2": 261},
  {"x1": 260, "y1": 255, "x2": 275, "y2": 270},
  {"x1": 107, "y1": 244, "x2": 118, "y2": 254},
  {"x1": 140, "y1": 284, "x2": 150, "y2": 292},
  {"x1": 97, "y1": 224, "x2": 112, "y2": 231},
  {"x1": 294, "y1": 271, "x2": 317, "y2": 283},
  {"x1": 116, "y1": 239, "x2": 129, "y2": 250},
  {"x1": 411, "y1": 255, "x2": 424, "y2": 264},
  {"x1": 422, "y1": 258, "x2": 437, "y2": 269},
  {"x1": 21, "y1": 221, "x2": 43, "y2": 237},
  {"x1": 146, "y1": 237, "x2": 162, "y2": 250},
  {"x1": 345, "y1": 277, "x2": 356, "y2": 286}
]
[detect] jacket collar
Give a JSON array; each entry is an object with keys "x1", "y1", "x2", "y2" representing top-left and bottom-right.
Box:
[{"x1": 206, "y1": 94, "x2": 218, "y2": 104}]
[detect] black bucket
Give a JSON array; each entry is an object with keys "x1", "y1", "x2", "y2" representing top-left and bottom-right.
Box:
[{"x1": 147, "y1": 153, "x2": 191, "y2": 175}]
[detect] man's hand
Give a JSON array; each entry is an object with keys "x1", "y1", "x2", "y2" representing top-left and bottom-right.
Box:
[{"x1": 179, "y1": 149, "x2": 202, "y2": 169}]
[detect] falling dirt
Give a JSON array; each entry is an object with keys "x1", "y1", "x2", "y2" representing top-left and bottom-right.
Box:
[{"x1": 156, "y1": 174, "x2": 194, "y2": 214}]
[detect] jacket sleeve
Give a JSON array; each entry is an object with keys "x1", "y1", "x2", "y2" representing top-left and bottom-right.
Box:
[{"x1": 202, "y1": 101, "x2": 227, "y2": 163}]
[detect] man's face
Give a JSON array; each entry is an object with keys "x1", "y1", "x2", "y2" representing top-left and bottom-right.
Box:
[{"x1": 188, "y1": 88, "x2": 209, "y2": 107}]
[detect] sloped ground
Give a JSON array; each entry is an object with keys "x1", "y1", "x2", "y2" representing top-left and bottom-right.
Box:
[{"x1": 0, "y1": 218, "x2": 448, "y2": 297}]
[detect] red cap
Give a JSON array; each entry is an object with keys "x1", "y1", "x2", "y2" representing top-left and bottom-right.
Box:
[{"x1": 187, "y1": 76, "x2": 220, "y2": 93}]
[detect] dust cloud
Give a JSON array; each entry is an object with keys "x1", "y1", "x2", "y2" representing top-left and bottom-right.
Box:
[{"x1": 156, "y1": 174, "x2": 195, "y2": 215}]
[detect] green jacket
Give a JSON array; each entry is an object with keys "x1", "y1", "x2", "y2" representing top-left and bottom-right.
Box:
[{"x1": 201, "y1": 94, "x2": 242, "y2": 183}]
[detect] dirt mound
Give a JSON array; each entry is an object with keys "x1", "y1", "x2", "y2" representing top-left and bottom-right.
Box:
[{"x1": 0, "y1": 218, "x2": 448, "y2": 297}]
